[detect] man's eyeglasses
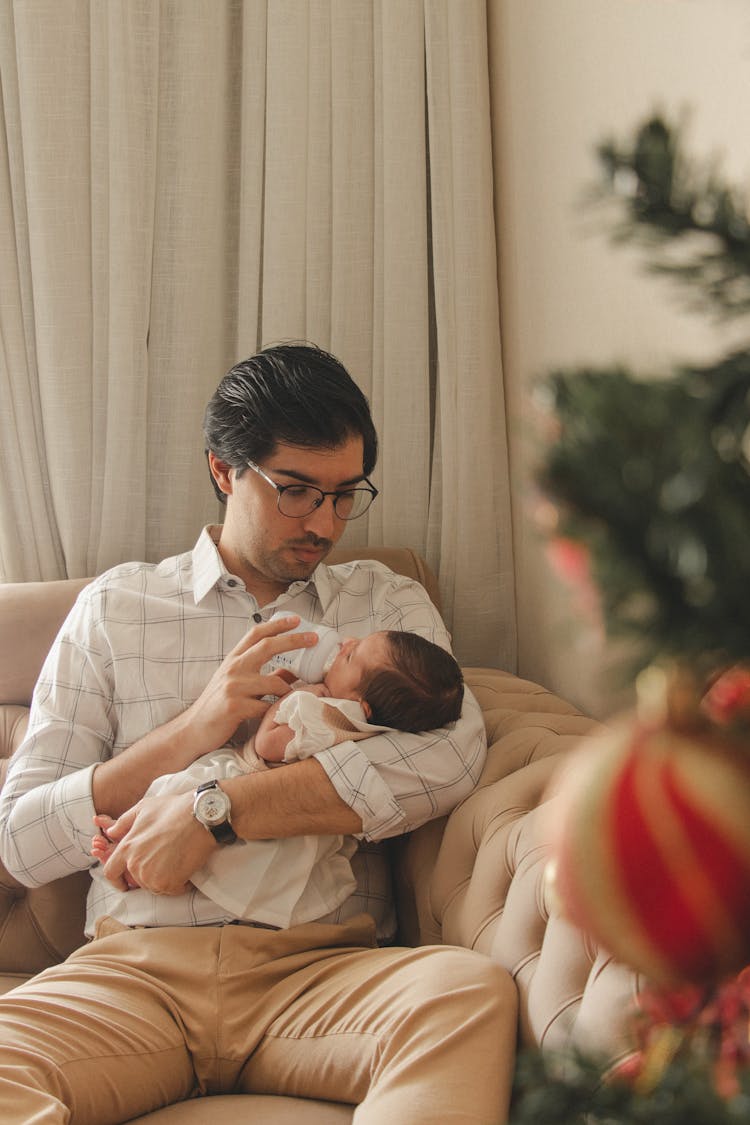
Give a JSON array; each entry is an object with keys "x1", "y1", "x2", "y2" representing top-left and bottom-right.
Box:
[{"x1": 245, "y1": 460, "x2": 378, "y2": 521}]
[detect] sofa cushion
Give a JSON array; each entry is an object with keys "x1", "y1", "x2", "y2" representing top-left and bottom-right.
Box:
[{"x1": 126, "y1": 1093, "x2": 353, "y2": 1123}]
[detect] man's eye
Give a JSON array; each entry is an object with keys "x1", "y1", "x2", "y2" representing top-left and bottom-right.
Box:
[{"x1": 284, "y1": 486, "x2": 312, "y2": 498}]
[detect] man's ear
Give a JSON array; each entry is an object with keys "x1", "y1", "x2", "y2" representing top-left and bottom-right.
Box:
[{"x1": 208, "y1": 451, "x2": 233, "y2": 498}]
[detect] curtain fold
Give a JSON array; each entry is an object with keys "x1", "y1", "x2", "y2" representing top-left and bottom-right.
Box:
[
  {"x1": 89, "y1": 0, "x2": 157, "y2": 572},
  {"x1": 0, "y1": 0, "x2": 516, "y2": 670},
  {"x1": 424, "y1": 0, "x2": 516, "y2": 667},
  {"x1": 1, "y1": 0, "x2": 73, "y2": 580}
]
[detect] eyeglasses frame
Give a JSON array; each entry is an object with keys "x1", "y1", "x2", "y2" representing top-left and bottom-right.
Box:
[{"x1": 244, "y1": 459, "x2": 378, "y2": 521}]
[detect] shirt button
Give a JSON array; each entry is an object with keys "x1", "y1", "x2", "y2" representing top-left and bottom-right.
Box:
[
  {"x1": 253, "y1": 612, "x2": 262, "y2": 623},
  {"x1": 226, "y1": 579, "x2": 238, "y2": 588}
]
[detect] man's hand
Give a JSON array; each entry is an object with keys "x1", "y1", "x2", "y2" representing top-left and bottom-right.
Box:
[
  {"x1": 92, "y1": 615, "x2": 320, "y2": 820},
  {"x1": 98, "y1": 792, "x2": 215, "y2": 895},
  {"x1": 177, "y1": 616, "x2": 320, "y2": 758}
]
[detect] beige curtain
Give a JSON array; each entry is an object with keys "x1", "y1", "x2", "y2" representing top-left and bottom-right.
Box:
[{"x1": 0, "y1": 0, "x2": 516, "y2": 669}]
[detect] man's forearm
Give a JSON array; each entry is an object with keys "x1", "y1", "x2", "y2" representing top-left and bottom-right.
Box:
[
  {"x1": 222, "y1": 757, "x2": 362, "y2": 839},
  {"x1": 100, "y1": 755, "x2": 362, "y2": 895},
  {"x1": 92, "y1": 707, "x2": 209, "y2": 819}
]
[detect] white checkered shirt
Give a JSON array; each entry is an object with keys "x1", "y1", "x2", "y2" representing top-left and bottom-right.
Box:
[{"x1": 0, "y1": 527, "x2": 487, "y2": 939}]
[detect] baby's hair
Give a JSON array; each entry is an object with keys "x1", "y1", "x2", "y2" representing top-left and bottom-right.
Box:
[{"x1": 359, "y1": 631, "x2": 464, "y2": 733}]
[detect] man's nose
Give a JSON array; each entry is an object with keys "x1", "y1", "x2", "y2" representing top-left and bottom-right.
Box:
[{"x1": 302, "y1": 495, "x2": 340, "y2": 539}]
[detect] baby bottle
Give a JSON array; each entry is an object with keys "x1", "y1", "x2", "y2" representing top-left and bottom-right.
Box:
[{"x1": 264, "y1": 612, "x2": 343, "y2": 682}]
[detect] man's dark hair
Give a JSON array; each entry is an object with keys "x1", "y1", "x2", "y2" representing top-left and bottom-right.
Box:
[
  {"x1": 203, "y1": 343, "x2": 378, "y2": 503},
  {"x1": 360, "y1": 632, "x2": 464, "y2": 734}
]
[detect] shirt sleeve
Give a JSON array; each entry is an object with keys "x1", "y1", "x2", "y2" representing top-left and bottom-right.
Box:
[
  {"x1": 0, "y1": 584, "x2": 114, "y2": 886},
  {"x1": 314, "y1": 689, "x2": 486, "y2": 840},
  {"x1": 314, "y1": 570, "x2": 488, "y2": 840}
]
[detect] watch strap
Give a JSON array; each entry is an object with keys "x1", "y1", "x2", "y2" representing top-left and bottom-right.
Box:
[{"x1": 210, "y1": 818, "x2": 238, "y2": 845}]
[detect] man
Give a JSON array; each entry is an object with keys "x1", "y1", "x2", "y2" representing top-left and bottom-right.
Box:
[{"x1": 0, "y1": 344, "x2": 516, "y2": 1123}]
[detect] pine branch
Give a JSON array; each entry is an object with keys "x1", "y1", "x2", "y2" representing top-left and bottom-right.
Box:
[
  {"x1": 596, "y1": 116, "x2": 750, "y2": 319},
  {"x1": 538, "y1": 360, "x2": 750, "y2": 676},
  {"x1": 510, "y1": 1046, "x2": 750, "y2": 1124},
  {"x1": 538, "y1": 113, "x2": 750, "y2": 680}
]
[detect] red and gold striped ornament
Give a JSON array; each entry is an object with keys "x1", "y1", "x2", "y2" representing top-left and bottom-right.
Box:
[{"x1": 547, "y1": 711, "x2": 750, "y2": 985}]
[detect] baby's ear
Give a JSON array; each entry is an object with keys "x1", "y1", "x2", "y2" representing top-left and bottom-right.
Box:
[{"x1": 361, "y1": 699, "x2": 372, "y2": 720}]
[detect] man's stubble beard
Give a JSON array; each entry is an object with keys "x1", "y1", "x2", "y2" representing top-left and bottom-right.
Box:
[{"x1": 246, "y1": 533, "x2": 336, "y2": 586}]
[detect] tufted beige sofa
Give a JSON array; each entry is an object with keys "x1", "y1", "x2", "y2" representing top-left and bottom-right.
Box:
[{"x1": 0, "y1": 547, "x2": 640, "y2": 1123}]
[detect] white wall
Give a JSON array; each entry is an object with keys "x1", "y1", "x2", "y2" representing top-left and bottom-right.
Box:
[{"x1": 490, "y1": 0, "x2": 750, "y2": 716}]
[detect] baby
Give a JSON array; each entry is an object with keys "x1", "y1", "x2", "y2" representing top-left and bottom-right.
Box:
[
  {"x1": 254, "y1": 627, "x2": 465, "y2": 763},
  {"x1": 92, "y1": 628, "x2": 463, "y2": 929}
]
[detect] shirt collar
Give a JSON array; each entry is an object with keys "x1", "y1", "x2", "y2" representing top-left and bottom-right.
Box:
[
  {"x1": 309, "y1": 560, "x2": 336, "y2": 613},
  {"x1": 191, "y1": 525, "x2": 331, "y2": 607},
  {"x1": 192, "y1": 526, "x2": 234, "y2": 603}
]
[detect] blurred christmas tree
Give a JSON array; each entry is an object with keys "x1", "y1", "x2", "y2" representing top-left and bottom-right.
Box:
[
  {"x1": 511, "y1": 970, "x2": 750, "y2": 1124},
  {"x1": 512, "y1": 114, "x2": 750, "y2": 1123},
  {"x1": 537, "y1": 115, "x2": 750, "y2": 682}
]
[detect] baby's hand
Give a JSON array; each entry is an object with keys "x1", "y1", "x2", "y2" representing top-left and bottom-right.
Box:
[
  {"x1": 91, "y1": 833, "x2": 112, "y2": 860},
  {"x1": 92, "y1": 814, "x2": 140, "y2": 889},
  {"x1": 92, "y1": 814, "x2": 116, "y2": 859},
  {"x1": 294, "y1": 682, "x2": 330, "y2": 698}
]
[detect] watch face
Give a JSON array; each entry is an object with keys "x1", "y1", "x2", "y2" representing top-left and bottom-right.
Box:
[{"x1": 196, "y1": 789, "x2": 229, "y2": 825}]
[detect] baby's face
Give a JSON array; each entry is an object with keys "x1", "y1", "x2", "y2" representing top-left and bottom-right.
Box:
[{"x1": 323, "y1": 631, "x2": 391, "y2": 700}]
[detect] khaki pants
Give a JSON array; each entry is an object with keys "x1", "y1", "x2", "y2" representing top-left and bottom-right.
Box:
[{"x1": 0, "y1": 914, "x2": 517, "y2": 1124}]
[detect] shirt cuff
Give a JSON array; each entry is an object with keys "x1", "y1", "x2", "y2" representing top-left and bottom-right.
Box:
[
  {"x1": 314, "y1": 744, "x2": 407, "y2": 840},
  {"x1": 58, "y1": 763, "x2": 99, "y2": 852}
]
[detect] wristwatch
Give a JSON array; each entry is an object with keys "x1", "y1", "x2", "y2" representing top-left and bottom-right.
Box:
[{"x1": 192, "y1": 779, "x2": 237, "y2": 845}]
